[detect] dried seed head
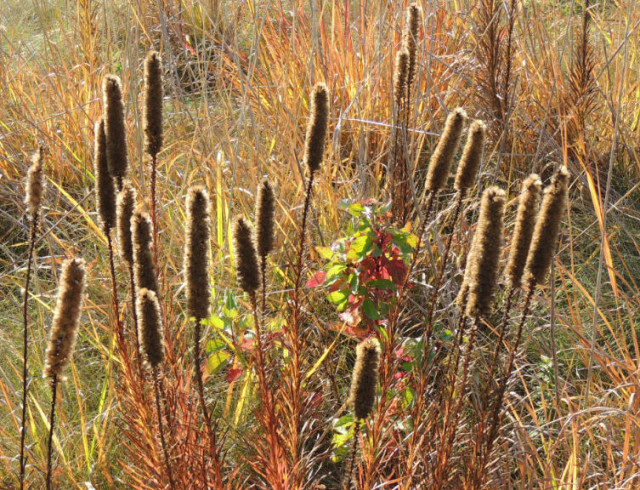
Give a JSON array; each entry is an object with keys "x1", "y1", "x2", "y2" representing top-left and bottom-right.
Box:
[
  {"x1": 303, "y1": 83, "x2": 329, "y2": 174},
  {"x1": 403, "y1": 4, "x2": 421, "y2": 90},
  {"x1": 116, "y1": 182, "x2": 137, "y2": 264},
  {"x1": 425, "y1": 108, "x2": 467, "y2": 192},
  {"x1": 393, "y1": 49, "x2": 410, "y2": 110},
  {"x1": 255, "y1": 178, "x2": 275, "y2": 258},
  {"x1": 103, "y1": 75, "x2": 129, "y2": 186},
  {"x1": 524, "y1": 166, "x2": 569, "y2": 288},
  {"x1": 505, "y1": 175, "x2": 542, "y2": 288},
  {"x1": 185, "y1": 186, "x2": 211, "y2": 321},
  {"x1": 454, "y1": 120, "x2": 486, "y2": 191},
  {"x1": 465, "y1": 187, "x2": 505, "y2": 318},
  {"x1": 137, "y1": 288, "x2": 165, "y2": 369},
  {"x1": 233, "y1": 217, "x2": 260, "y2": 294},
  {"x1": 43, "y1": 258, "x2": 86, "y2": 379},
  {"x1": 143, "y1": 51, "x2": 163, "y2": 158},
  {"x1": 94, "y1": 119, "x2": 117, "y2": 233},
  {"x1": 132, "y1": 208, "x2": 159, "y2": 294},
  {"x1": 26, "y1": 147, "x2": 44, "y2": 218},
  {"x1": 348, "y1": 337, "x2": 381, "y2": 420}
]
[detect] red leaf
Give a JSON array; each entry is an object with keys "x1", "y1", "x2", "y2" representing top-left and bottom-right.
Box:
[
  {"x1": 305, "y1": 270, "x2": 326, "y2": 288},
  {"x1": 226, "y1": 367, "x2": 243, "y2": 383}
]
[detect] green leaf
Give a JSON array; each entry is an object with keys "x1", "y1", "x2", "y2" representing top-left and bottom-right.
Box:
[
  {"x1": 348, "y1": 202, "x2": 365, "y2": 217},
  {"x1": 206, "y1": 351, "x2": 231, "y2": 374},
  {"x1": 205, "y1": 338, "x2": 227, "y2": 353},
  {"x1": 326, "y1": 263, "x2": 347, "y2": 283},
  {"x1": 347, "y1": 235, "x2": 373, "y2": 261},
  {"x1": 315, "y1": 246, "x2": 334, "y2": 260},
  {"x1": 363, "y1": 298, "x2": 381, "y2": 320},
  {"x1": 328, "y1": 289, "x2": 349, "y2": 305},
  {"x1": 366, "y1": 279, "x2": 396, "y2": 290}
]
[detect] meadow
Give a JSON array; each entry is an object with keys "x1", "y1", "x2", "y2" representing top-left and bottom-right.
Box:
[{"x1": 1, "y1": 0, "x2": 640, "y2": 488}]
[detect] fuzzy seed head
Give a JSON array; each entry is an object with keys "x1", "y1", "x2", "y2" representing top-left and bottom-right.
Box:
[
  {"x1": 102, "y1": 75, "x2": 129, "y2": 185},
  {"x1": 44, "y1": 258, "x2": 86, "y2": 379},
  {"x1": 465, "y1": 187, "x2": 505, "y2": 318},
  {"x1": 94, "y1": 119, "x2": 117, "y2": 233},
  {"x1": 505, "y1": 175, "x2": 542, "y2": 288},
  {"x1": 143, "y1": 51, "x2": 163, "y2": 157},
  {"x1": 25, "y1": 147, "x2": 44, "y2": 218},
  {"x1": 132, "y1": 208, "x2": 159, "y2": 294},
  {"x1": 403, "y1": 4, "x2": 421, "y2": 89},
  {"x1": 426, "y1": 108, "x2": 467, "y2": 192},
  {"x1": 524, "y1": 166, "x2": 569, "y2": 288},
  {"x1": 393, "y1": 49, "x2": 410, "y2": 110},
  {"x1": 303, "y1": 83, "x2": 329, "y2": 174},
  {"x1": 233, "y1": 217, "x2": 260, "y2": 293},
  {"x1": 255, "y1": 178, "x2": 275, "y2": 258},
  {"x1": 137, "y1": 288, "x2": 165, "y2": 369},
  {"x1": 454, "y1": 120, "x2": 486, "y2": 191},
  {"x1": 185, "y1": 186, "x2": 211, "y2": 321},
  {"x1": 116, "y1": 183, "x2": 137, "y2": 264},
  {"x1": 348, "y1": 338, "x2": 381, "y2": 420}
]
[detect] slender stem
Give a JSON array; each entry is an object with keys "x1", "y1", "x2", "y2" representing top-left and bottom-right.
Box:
[
  {"x1": 261, "y1": 255, "x2": 267, "y2": 316},
  {"x1": 346, "y1": 424, "x2": 361, "y2": 490},
  {"x1": 150, "y1": 153, "x2": 158, "y2": 267},
  {"x1": 128, "y1": 264, "x2": 141, "y2": 369},
  {"x1": 107, "y1": 232, "x2": 123, "y2": 342},
  {"x1": 20, "y1": 213, "x2": 38, "y2": 488},
  {"x1": 45, "y1": 375, "x2": 58, "y2": 490},
  {"x1": 153, "y1": 367, "x2": 176, "y2": 490}
]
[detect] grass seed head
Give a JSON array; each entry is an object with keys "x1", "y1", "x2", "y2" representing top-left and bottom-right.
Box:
[
  {"x1": 505, "y1": 174, "x2": 542, "y2": 288},
  {"x1": 393, "y1": 49, "x2": 410, "y2": 110},
  {"x1": 44, "y1": 258, "x2": 86, "y2": 379},
  {"x1": 94, "y1": 119, "x2": 116, "y2": 233},
  {"x1": 137, "y1": 288, "x2": 165, "y2": 369},
  {"x1": 466, "y1": 187, "x2": 505, "y2": 318},
  {"x1": 102, "y1": 75, "x2": 129, "y2": 185},
  {"x1": 185, "y1": 186, "x2": 211, "y2": 321},
  {"x1": 454, "y1": 120, "x2": 486, "y2": 191},
  {"x1": 426, "y1": 107, "x2": 467, "y2": 192},
  {"x1": 303, "y1": 82, "x2": 329, "y2": 175},
  {"x1": 524, "y1": 166, "x2": 569, "y2": 288},
  {"x1": 132, "y1": 208, "x2": 158, "y2": 294},
  {"x1": 233, "y1": 217, "x2": 260, "y2": 294},
  {"x1": 348, "y1": 337, "x2": 381, "y2": 420},
  {"x1": 255, "y1": 178, "x2": 275, "y2": 258},
  {"x1": 116, "y1": 182, "x2": 137, "y2": 264},
  {"x1": 143, "y1": 51, "x2": 163, "y2": 158},
  {"x1": 403, "y1": 4, "x2": 421, "y2": 90},
  {"x1": 26, "y1": 147, "x2": 44, "y2": 218}
]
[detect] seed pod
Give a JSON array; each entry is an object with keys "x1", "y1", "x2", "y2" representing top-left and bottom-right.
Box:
[
  {"x1": 255, "y1": 178, "x2": 275, "y2": 258},
  {"x1": 137, "y1": 288, "x2": 165, "y2": 369},
  {"x1": 465, "y1": 187, "x2": 505, "y2": 318},
  {"x1": 393, "y1": 49, "x2": 410, "y2": 110},
  {"x1": 425, "y1": 108, "x2": 467, "y2": 192},
  {"x1": 303, "y1": 83, "x2": 329, "y2": 174},
  {"x1": 103, "y1": 75, "x2": 129, "y2": 185},
  {"x1": 43, "y1": 258, "x2": 86, "y2": 379},
  {"x1": 403, "y1": 4, "x2": 421, "y2": 91},
  {"x1": 348, "y1": 337, "x2": 381, "y2": 420},
  {"x1": 454, "y1": 120, "x2": 486, "y2": 191},
  {"x1": 524, "y1": 166, "x2": 569, "y2": 288},
  {"x1": 143, "y1": 51, "x2": 163, "y2": 158},
  {"x1": 94, "y1": 119, "x2": 117, "y2": 233},
  {"x1": 233, "y1": 217, "x2": 260, "y2": 294},
  {"x1": 505, "y1": 175, "x2": 542, "y2": 288},
  {"x1": 26, "y1": 147, "x2": 44, "y2": 218},
  {"x1": 185, "y1": 186, "x2": 211, "y2": 321},
  {"x1": 117, "y1": 183, "x2": 137, "y2": 264},
  {"x1": 132, "y1": 208, "x2": 158, "y2": 294}
]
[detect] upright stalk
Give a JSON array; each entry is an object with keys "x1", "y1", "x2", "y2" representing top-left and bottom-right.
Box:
[
  {"x1": 153, "y1": 367, "x2": 175, "y2": 490},
  {"x1": 45, "y1": 375, "x2": 58, "y2": 490}
]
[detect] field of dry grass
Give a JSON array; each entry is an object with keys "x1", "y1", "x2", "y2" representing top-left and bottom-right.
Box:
[{"x1": 2, "y1": 0, "x2": 640, "y2": 488}]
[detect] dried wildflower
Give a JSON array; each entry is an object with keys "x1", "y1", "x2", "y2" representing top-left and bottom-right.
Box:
[
  {"x1": 137, "y1": 288, "x2": 164, "y2": 368},
  {"x1": 425, "y1": 108, "x2": 467, "y2": 192},
  {"x1": 132, "y1": 208, "x2": 158, "y2": 294},
  {"x1": 505, "y1": 175, "x2": 542, "y2": 288},
  {"x1": 348, "y1": 337, "x2": 381, "y2": 419},
  {"x1": 117, "y1": 183, "x2": 137, "y2": 264},
  {"x1": 185, "y1": 186, "x2": 211, "y2": 321},
  {"x1": 454, "y1": 120, "x2": 486, "y2": 191},
  {"x1": 403, "y1": 4, "x2": 421, "y2": 90},
  {"x1": 143, "y1": 51, "x2": 163, "y2": 158},
  {"x1": 524, "y1": 166, "x2": 569, "y2": 288},
  {"x1": 43, "y1": 258, "x2": 86, "y2": 379},
  {"x1": 26, "y1": 147, "x2": 44, "y2": 218},
  {"x1": 303, "y1": 83, "x2": 329, "y2": 174},
  {"x1": 255, "y1": 178, "x2": 275, "y2": 258},
  {"x1": 393, "y1": 49, "x2": 410, "y2": 110},
  {"x1": 103, "y1": 75, "x2": 129, "y2": 186},
  {"x1": 233, "y1": 217, "x2": 260, "y2": 293},
  {"x1": 94, "y1": 119, "x2": 116, "y2": 233}
]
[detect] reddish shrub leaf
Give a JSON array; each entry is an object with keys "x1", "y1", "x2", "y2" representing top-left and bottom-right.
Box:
[{"x1": 306, "y1": 270, "x2": 327, "y2": 288}]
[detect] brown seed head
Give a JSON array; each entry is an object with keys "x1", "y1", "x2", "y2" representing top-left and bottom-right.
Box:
[
  {"x1": 425, "y1": 108, "x2": 467, "y2": 192},
  {"x1": 94, "y1": 119, "x2": 117, "y2": 233},
  {"x1": 185, "y1": 186, "x2": 211, "y2": 321},
  {"x1": 137, "y1": 288, "x2": 165, "y2": 369},
  {"x1": 402, "y1": 4, "x2": 421, "y2": 90},
  {"x1": 233, "y1": 217, "x2": 260, "y2": 294},
  {"x1": 524, "y1": 166, "x2": 569, "y2": 288},
  {"x1": 348, "y1": 337, "x2": 381, "y2": 420},
  {"x1": 143, "y1": 51, "x2": 163, "y2": 157},
  {"x1": 393, "y1": 49, "x2": 410, "y2": 110},
  {"x1": 43, "y1": 258, "x2": 86, "y2": 379},
  {"x1": 102, "y1": 75, "x2": 129, "y2": 185},
  {"x1": 26, "y1": 147, "x2": 44, "y2": 218},
  {"x1": 132, "y1": 208, "x2": 159, "y2": 294},
  {"x1": 465, "y1": 187, "x2": 505, "y2": 318},
  {"x1": 303, "y1": 83, "x2": 329, "y2": 174},
  {"x1": 255, "y1": 178, "x2": 275, "y2": 258},
  {"x1": 505, "y1": 175, "x2": 542, "y2": 288},
  {"x1": 116, "y1": 182, "x2": 137, "y2": 264},
  {"x1": 454, "y1": 120, "x2": 486, "y2": 191}
]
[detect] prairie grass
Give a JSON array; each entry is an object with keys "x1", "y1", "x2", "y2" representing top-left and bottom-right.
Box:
[{"x1": 1, "y1": 0, "x2": 640, "y2": 488}]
